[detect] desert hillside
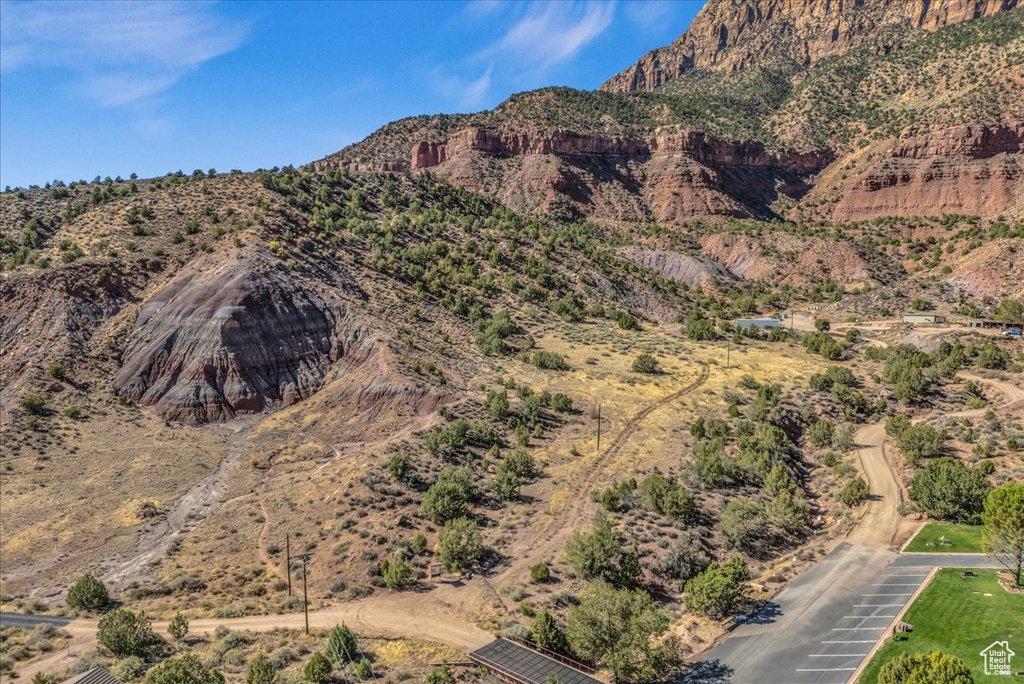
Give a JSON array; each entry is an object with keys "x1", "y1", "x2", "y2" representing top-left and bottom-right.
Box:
[{"x1": 2, "y1": 2, "x2": 1023, "y2": 683}]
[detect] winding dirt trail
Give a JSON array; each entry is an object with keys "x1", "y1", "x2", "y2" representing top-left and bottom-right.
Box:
[
  {"x1": 537, "y1": 363, "x2": 710, "y2": 547},
  {"x1": 495, "y1": 364, "x2": 710, "y2": 584},
  {"x1": 850, "y1": 370, "x2": 1024, "y2": 549}
]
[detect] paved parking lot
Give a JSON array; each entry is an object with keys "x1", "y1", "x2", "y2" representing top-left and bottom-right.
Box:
[{"x1": 696, "y1": 545, "x2": 997, "y2": 684}]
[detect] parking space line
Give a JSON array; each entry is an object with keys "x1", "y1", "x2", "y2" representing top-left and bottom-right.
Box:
[
  {"x1": 833, "y1": 627, "x2": 885, "y2": 631},
  {"x1": 871, "y1": 583, "x2": 921, "y2": 586}
]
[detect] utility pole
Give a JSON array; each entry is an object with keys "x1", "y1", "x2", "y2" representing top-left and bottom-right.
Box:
[
  {"x1": 726, "y1": 339, "x2": 731, "y2": 369},
  {"x1": 286, "y1": 533, "x2": 292, "y2": 597},
  {"x1": 301, "y1": 555, "x2": 310, "y2": 635},
  {"x1": 596, "y1": 403, "x2": 602, "y2": 453}
]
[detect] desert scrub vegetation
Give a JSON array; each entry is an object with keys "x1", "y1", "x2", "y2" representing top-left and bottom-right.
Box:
[{"x1": 0, "y1": 624, "x2": 71, "y2": 675}]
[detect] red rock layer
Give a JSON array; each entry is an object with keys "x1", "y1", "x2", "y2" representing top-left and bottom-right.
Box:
[
  {"x1": 405, "y1": 124, "x2": 832, "y2": 221},
  {"x1": 830, "y1": 125, "x2": 1024, "y2": 221}
]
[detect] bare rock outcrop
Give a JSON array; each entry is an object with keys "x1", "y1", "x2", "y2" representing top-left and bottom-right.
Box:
[
  {"x1": 602, "y1": 0, "x2": 1018, "y2": 93},
  {"x1": 616, "y1": 246, "x2": 738, "y2": 289},
  {"x1": 829, "y1": 125, "x2": 1024, "y2": 221},
  {"x1": 699, "y1": 232, "x2": 872, "y2": 286},
  {"x1": 113, "y1": 252, "x2": 376, "y2": 423}
]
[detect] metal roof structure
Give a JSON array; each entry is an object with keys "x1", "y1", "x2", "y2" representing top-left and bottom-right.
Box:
[
  {"x1": 61, "y1": 667, "x2": 125, "y2": 684},
  {"x1": 469, "y1": 638, "x2": 604, "y2": 684}
]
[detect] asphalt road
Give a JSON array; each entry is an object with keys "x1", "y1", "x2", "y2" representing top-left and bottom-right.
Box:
[
  {"x1": 693, "y1": 547, "x2": 998, "y2": 684},
  {"x1": 0, "y1": 611, "x2": 73, "y2": 629}
]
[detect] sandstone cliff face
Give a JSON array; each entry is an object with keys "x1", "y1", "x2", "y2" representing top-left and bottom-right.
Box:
[
  {"x1": 406, "y1": 124, "x2": 832, "y2": 221},
  {"x1": 410, "y1": 127, "x2": 650, "y2": 170},
  {"x1": 602, "y1": 0, "x2": 1018, "y2": 93},
  {"x1": 827, "y1": 125, "x2": 1024, "y2": 221},
  {"x1": 112, "y1": 251, "x2": 375, "y2": 423}
]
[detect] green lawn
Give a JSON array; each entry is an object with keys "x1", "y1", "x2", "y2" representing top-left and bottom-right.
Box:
[
  {"x1": 858, "y1": 569, "x2": 1023, "y2": 683},
  {"x1": 904, "y1": 522, "x2": 984, "y2": 553}
]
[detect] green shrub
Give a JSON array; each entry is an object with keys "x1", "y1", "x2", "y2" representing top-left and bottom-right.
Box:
[
  {"x1": 838, "y1": 477, "x2": 870, "y2": 507},
  {"x1": 45, "y1": 363, "x2": 66, "y2": 381},
  {"x1": 420, "y1": 467, "x2": 473, "y2": 523},
  {"x1": 67, "y1": 573, "x2": 109, "y2": 611},
  {"x1": 637, "y1": 472, "x2": 695, "y2": 522},
  {"x1": 631, "y1": 353, "x2": 660, "y2": 374},
  {"x1": 529, "y1": 563, "x2": 551, "y2": 584},
  {"x1": 355, "y1": 659, "x2": 373, "y2": 679},
  {"x1": 436, "y1": 517, "x2": 484, "y2": 573},
  {"x1": 425, "y1": 667, "x2": 456, "y2": 684},
  {"x1": 910, "y1": 458, "x2": 992, "y2": 523},
  {"x1": 485, "y1": 389, "x2": 510, "y2": 418},
  {"x1": 303, "y1": 653, "x2": 332, "y2": 684},
  {"x1": 565, "y1": 514, "x2": 638, "y2": 587},
  {"x1": 878, "y1": 652, "x2": 972, "y2": 684},
  {"x1": 684, "y1": 556, "x2": 750, "y2": 619},
  {"x1": 326, "y1": 624, "x2": 358, "y2": 667},
  {"x1": 112, "y1": 656, "x2": 149, "y2": 682},
  {"x1": 807, "y1": 420, "x2": 835, "y2": 448},
  {"x1": 530, "y1": 610, "x2": 567, "y2": 652},
  {"x1": 244, "y1": 654, "x2": 278, "y2": 684},
  {"x1": 896, "y1": 424, "x2": 946, "y2": 466},
  {"x1": 532, "y1": 351, "x2": 569, "y2": 370},
  {"x1": 146, "y1": 655, "x2": 223, "y2": 684},
  {"x1": 388, "y1": 453, "x2": 410, "y2": 481},
  {"x1": 19, "y1": 394, "x2": 46, "y2": 415},
  {"x1": 98, "y1": 609, "x2": 156, "y2": 658},
  {"x1": 381, "y1": 559, "x2": 413, "y2": 590},
  {"x1": 504, "y1": 448, "x2": 536, "y2": 479},
  {"x1": 167, "y1": 613, "x2": 189, "y2": 642}
]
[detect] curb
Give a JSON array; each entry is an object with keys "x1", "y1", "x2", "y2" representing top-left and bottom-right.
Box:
[{"x1": 845, "y1": 566, "x2": 939, "y2": 684}]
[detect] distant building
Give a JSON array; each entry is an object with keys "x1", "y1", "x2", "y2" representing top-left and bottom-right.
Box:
[
  {"x1": 736, "y1": 318, "x2": 781, "y2": 329},
  {"x1": 902, "y1": 312, "x2": 945, "y2": 324},
  {"x1": 61, "y1": 668, "x2": 124, "y2": 684},
  {"x1": 967, "y1": 319, "x2": 1024, "y2": 330}
]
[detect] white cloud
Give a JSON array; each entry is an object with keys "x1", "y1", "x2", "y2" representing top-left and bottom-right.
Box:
[
  {"x1": 0, "y1": 0, "x2": 248, "y2": 105},
  {"x1": 477, "y1": 1, "x2": 616, "y2": 70},
  {"x1": 622, "y1": 0, "x2": 677, "y2": 32},
  {"x1": 461, "y1": 0, "x2": 506, "y2": 21},
  {"x1": 427, "y1": 65, "x2": 494, "y2": 110}
]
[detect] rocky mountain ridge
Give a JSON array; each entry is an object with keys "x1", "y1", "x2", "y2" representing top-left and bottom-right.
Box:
[
  {"x1": 317, "y1": 3, "x2": 1023, "y2": 223},
  {"x1": 601, "y1": 0, "x2": 1018, "y2": 93}
]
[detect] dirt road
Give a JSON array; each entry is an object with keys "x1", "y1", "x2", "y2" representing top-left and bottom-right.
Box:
[
  {"x1": 494, "y1": 364, "x2": 710, "y2": 586},
  {"x1": 850, "y1": 370, "x2": 1024, "y2": 549}
]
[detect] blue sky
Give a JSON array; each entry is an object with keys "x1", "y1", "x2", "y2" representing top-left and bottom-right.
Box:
[{"x1": 0, "y1": 1, "x2": 704, "y2": 188}]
